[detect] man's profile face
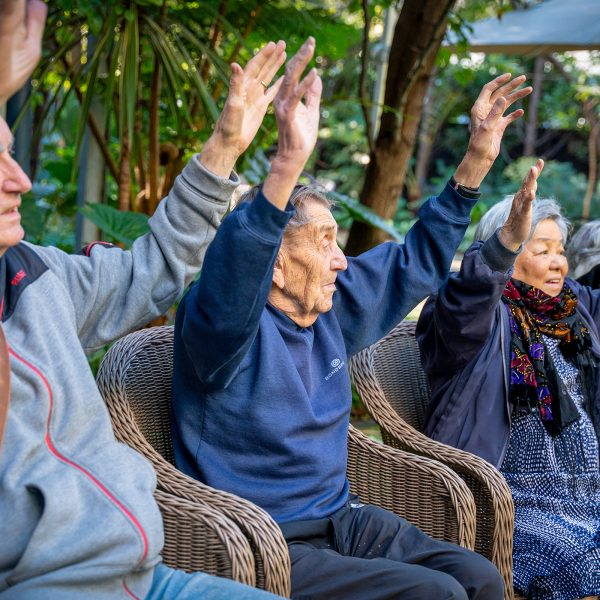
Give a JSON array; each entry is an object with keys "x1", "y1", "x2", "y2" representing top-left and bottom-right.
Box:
[
  {"x1": 0, "y1": 118, "x2": 30, "y2": 256},
  {"x1": 278, "y1": 198, "x2": 348, "y2": 321}
]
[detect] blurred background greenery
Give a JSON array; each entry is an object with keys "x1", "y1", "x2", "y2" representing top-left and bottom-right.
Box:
[{"x1": 7, "y1": 0, "x2": 599, "y2": 260}]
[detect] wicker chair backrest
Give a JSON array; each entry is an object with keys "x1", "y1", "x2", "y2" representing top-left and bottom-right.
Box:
[
  {"x1": 116, "y1": 325, "x2": 176, "y2": 464},
  {"x1": 371, "y1": 320, "x2": 430, "y2": 432}
]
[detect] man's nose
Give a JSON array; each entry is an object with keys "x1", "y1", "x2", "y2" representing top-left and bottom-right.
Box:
[
  {"x1": 2, "y1": 158, "x2": 31, "y2": 194},
  {"x1": 332, "y1": 245, "x2": 347, "y2": 271}
]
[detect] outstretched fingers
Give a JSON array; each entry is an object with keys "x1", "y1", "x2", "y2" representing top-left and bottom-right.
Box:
[
  {"x1": 516, "y1": 158, "x2": 545, "y2": 207},
  {"x1": 256, "y1": 40, "x2": 286, "y2": 88},
  {"x1": 477, "y1": 72, "x2": 512, "y2": 105},
  {"x1": 243, "y1": 41, "x2": 278, "y2": 79},
  {"x1": 490, "y1": 75, "x2": 526, "y2": 101},
  {"x1": 280, "y1": 37, "x2": 315, "y2": 96}
]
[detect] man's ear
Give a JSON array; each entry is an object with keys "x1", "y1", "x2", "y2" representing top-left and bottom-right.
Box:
[{"x1": 272, "y1": 252, "x2": 285, "y2": 290}]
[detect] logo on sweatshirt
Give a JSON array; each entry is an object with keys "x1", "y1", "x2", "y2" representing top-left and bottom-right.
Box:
[
  {"x1": 11, "y1": 270, "x2": 26, "y2": 286},
  {"x1": 325, "y1": 358, "x2": 345, "y2": 381}
]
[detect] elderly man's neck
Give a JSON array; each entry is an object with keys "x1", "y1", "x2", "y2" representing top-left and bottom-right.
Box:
[{"x1": 268, "y1": 292, "x2": 319, "y2": 328}]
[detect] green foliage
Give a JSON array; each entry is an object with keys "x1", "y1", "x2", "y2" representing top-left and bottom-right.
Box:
[
  {"x1": 20, "y1": 140, "x2": 78, "y2": 250},
  {"x1": 79, "y1": 204, "x2": 150, "y2": 247}
]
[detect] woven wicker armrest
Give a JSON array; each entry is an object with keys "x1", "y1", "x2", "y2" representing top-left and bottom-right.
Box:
[
  {"x1": 151, "y1": 451, "x2": 291, "y2": 597},
  {"x1": 96, "y1": 327, "x2": 291, "y2": 598},
  {"x1": 154, "y1": 488, "x2": 256, "y2": 586},
  {"x1": 346, "y1": 425, "x2": 476, "y2": 550}
]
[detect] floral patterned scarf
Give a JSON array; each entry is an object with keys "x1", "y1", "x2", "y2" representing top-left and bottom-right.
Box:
[{"x1": 501, "y1": 279, "x2": 595, "y2": 435}]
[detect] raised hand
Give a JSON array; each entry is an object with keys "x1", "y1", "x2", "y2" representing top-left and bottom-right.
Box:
[
  {"x1": 454, "y1": 74, "x2": 532, "y2": 189},
  {"x1": 200, "y1": 40, "x2": 287, "y2": 177},
  {"x1": 263, "y1": 37, "x2": 323, "y2": 208},
  {"x1": 499, "y1": 158, "x2": 545, "y2": 251},
  {"x1": 0, "y1": 0, "x2": 47, "y2": 104}
]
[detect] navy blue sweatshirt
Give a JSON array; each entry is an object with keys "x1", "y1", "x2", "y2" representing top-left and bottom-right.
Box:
[{"x1": 172, "y1": 183, "x2": 478, "y2": 523}]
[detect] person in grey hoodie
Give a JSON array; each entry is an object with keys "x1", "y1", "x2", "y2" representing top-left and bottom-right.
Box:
[{"x1": 0, "y1": 2, "x2": 287, "y2": 598}]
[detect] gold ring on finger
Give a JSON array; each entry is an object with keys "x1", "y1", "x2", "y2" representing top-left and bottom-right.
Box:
[{"x1": 260, "y1": 80, "x2": 268, "y2": 92}]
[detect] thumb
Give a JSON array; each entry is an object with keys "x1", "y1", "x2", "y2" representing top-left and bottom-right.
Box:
[
  {"x1": 228, "y1": 63, "x2": 244, "y2": 97},
  {"x1": 486, "y1": 96, "x2": 507, "y2": 126},
  {"x1": 27, "y1": 0, "x2": 47, "y2": 42}
]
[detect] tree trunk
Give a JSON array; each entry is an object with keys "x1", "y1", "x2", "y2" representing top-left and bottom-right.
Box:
[
  {"x1": 523, "y1": 55, "x2": 544, "y2": 157},
  {"x1": 118, "y1": 130, "x2": 131, "y2": 212},
  {"x1": 345, "y1": 0, "x2": 454, "y2": 256},
  {"x1": 582, "y1": 98, "x2": 599, "y2": 222}
]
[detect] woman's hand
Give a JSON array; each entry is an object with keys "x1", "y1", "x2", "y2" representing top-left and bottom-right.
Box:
[{"x1": 499, "y1": 158, "x2": 545, "y2": 252}]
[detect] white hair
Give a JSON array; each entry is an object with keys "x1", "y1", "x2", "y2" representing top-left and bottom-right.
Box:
[
  {"x1": 567, "y1": 220, "x2": 600, "y2": 279},
  {"x1": 474, "y1": 196, "x2": 571, "y2": 245}
]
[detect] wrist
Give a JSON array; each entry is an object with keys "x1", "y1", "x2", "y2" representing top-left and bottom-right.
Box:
[
  {"x1": 199, "y1": 135, "x2": 240, "y2": 178},
  {"x1": 262, "y1": 159, "x2": 305, "y2": 211},
  {"x1": 453, "y1": 152, "x2": 493, "y2": 189},
  {"x1": 497, "y1": 227, "x2": 524, "y2": 253},
  {"x1": 449, "y1": 176, "x2": 481, "y2": 200}
]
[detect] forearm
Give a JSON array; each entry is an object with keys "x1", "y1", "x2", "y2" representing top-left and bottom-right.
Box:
[
  {"x1": 418, "y1": 234, "x2": 516, "y2": 374},
  {"x1": 262, "y1": 157, "x2": 305, "y2": 210},
  {"x1": 338, "y1": 183, "x2": 478, "y2": 355},
  {"x1": 453, "y1": 150, "x2": 493, "y2": 189}
]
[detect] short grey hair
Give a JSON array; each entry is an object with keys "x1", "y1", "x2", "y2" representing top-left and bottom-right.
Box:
[
  {"x1": 474, "y1": 196, "x2": 571, "y2": 245},
  {"x1": 237, "y1": 183, "x2": 334, "y2": 229},
  {"x1": 567, "y1": 220, "x2": 600, "y2": 279}
]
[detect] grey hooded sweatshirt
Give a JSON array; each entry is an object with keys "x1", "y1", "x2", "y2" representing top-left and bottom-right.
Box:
[{"x1": 0, "y1": 157, "x2": 237, "y2": 599}]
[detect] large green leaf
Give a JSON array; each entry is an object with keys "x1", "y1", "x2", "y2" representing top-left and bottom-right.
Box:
[
  {"x1": 329, "y1": 190, "x2": 403, "y2": 242},
  {"x1": 79, "y1": 203, "x2": 150, "y2": 247}
]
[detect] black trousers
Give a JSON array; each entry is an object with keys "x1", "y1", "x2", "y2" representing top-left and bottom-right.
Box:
[{"x1": 282, "y1": 499, "x2": 504, "y2": 600}]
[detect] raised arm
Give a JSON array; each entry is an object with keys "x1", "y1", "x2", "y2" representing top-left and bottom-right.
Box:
[
  {"x1": 336, "y1": 75, "x2": 534, "y2": 355},
  {"x1": 38, "y1": 42, "x2": 287, "y2": 351},
  {"x1": 0, "y1": 0, "x2": 47, "y2": 104},
  {"x1": 177, "y1": 38, "x2": 322, "y2": 390},
  {"x1": 417, "y1": 160, "x2": 544, "y2": 375}
]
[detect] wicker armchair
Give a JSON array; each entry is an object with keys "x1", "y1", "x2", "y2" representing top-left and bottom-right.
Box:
[
  {"x1": 349, "y1": 319, "x2": 517, "y2": 600},
  {"x1": 96, "y1": 326, "x2": 291, "y2": 597},
  {"x1": 97, "y1": 325, "x2": 479, "y2": 598}
]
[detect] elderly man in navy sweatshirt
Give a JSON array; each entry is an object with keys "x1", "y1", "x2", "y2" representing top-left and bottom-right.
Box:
[{"x1": 173, "y1": 38, "x2": 530, "y2": 600}]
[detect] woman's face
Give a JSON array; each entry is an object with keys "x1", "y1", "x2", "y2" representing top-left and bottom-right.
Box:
[{"x1": 512, "y1": 218, "x2": 568, "y2": 297}]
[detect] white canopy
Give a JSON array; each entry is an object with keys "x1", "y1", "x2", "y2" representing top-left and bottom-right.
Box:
[{"x1": 448, "y1": 0, "x2": 600, "y2": 55}]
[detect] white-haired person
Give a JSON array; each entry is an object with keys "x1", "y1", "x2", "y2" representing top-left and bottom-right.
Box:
[
  {"x1": 417, "y1": 163, "x2": 600, "y2": 600},
  {"x1": 567, "y1": 220, "x2": 600, "y2": 288}
]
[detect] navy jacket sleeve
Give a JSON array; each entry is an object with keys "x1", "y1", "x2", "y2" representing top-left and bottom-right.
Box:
[
  {"x1": 178, "y1": 191, "x2": 294, "y2": 391},
  {"x1": 334, "y1": 182, "x2": 479, "y2": 357},
  {"x1": 570, "y1": 279, "x2": 600, "y2": 327},
  {"x1": 416, "y1": 231, "x2": 518, "y2": 376}
]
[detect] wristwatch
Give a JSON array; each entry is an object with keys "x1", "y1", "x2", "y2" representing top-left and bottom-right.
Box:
[{"x1": 450, "y1": 176, "x2": 481, "y2": 199}]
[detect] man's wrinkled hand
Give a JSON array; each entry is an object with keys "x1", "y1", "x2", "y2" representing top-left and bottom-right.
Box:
[
  {"x1": 454, "y1": 74, "x2": 532, "y2": 188},
  {"x1": 200, "y1": 40, "x2": 286, "y2": 177},
  {"x1": 262, "y1": 37, "x2": 322, "y2": 209},
  {"x1": 0, "y1": 0, "x2": 47, "y2": 104},
  {"x1": 271, "y1": 36, "x2": 322, "y2": 169},
  {"x1": 467, "y1": 73, "x2": 532, "y2": 164}
]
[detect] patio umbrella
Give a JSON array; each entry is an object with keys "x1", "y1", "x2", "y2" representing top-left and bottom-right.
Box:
[{"x1": 447, "y1": 0, "x2": 600, "y2": 55}]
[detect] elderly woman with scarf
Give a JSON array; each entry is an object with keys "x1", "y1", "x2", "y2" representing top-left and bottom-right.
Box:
[{"x1": 416, "y1": 159, "x2": 600, "y2": 600}]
